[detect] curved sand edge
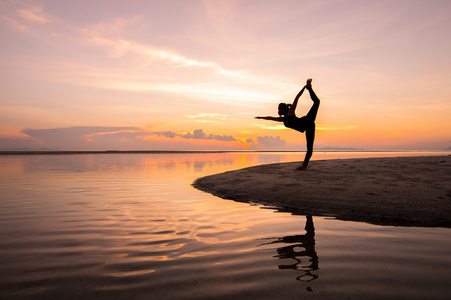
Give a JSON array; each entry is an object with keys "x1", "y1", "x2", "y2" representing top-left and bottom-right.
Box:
[{"x1": 193, "y1": 155, "x2": 451, "y2": 228}]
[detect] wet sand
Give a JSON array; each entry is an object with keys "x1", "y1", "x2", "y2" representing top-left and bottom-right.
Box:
[{"x1": 194, "y1": 156, "x2": 451, "y2": 228}]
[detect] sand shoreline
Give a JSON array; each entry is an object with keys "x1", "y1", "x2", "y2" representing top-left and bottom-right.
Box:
[{"x1": 194, "y1": 155, "x2": 451, "y2": 228}]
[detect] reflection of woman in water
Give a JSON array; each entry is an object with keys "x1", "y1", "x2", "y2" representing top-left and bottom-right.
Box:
[
  {"x1": 256, "y1": 78, "x2": 320, "y2": 170},
  {"x1": 259, "y1": 215, "x2": 319, "y2": 287}
]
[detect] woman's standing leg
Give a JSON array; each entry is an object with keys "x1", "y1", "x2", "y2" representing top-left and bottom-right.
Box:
[
  {"x1": 298, "y1": 125, "x2": 315, "y2": 170},
  {"x1": 298, "y1": 86, "x2": 319, "y2": 170}
]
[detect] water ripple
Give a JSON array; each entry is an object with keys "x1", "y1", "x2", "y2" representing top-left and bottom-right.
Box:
[{"x1": 1, "y1": 153, "x2": 451, "y2": 299}]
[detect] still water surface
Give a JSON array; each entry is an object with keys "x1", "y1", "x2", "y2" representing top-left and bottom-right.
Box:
[{"x1": 1, "y1": 152, "x2": 450, "y2": 299}]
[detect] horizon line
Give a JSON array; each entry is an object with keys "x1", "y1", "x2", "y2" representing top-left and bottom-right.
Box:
[{"x1": 0, "y1": 149, "x2": 449, "y2": 155}]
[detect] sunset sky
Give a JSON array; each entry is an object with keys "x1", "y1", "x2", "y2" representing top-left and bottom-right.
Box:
[{"x1": 1, "y1": 0, "x2": 450, "y2": 151}]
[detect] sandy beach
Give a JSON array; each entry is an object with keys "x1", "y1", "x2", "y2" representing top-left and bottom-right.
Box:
[{"x1": 194, "y1": 155, "x2": 451, "y2": 228}]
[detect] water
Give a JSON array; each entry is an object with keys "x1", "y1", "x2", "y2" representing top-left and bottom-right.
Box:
[{"x1": 1, "y1": 152, "x2": 450, "y2": 299}]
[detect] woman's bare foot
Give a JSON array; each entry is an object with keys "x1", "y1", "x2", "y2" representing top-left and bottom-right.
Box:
[
  {"x1": 296, "y1": 164, "x2": 307, "y2": 170},
  {"x1": 306, "y1": 78, "x2": 312, "y2": 89}
]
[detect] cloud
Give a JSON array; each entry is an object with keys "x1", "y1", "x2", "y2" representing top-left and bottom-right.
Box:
[
  {"x1": 81, "y1": 19, "x2": 249, "y2": 78},
  {"x1": 19, "y1": 126, "x2": 245, "y2": 150},
  {"x1": 23, "y1": 126, "x2": 141, "y2": 140},
  {"x1": 73, "y1": 17, "x2": 293, "y2": 103},
  {"x1": 16, "y1": 5, "x2": 47, "y2": 24},
  {"x1": 152, "y1": 131, "x2": 178, "y2": 138},
  {"x1": 185, "y1": 113, "x2": 228, "y2": 120},
  {"x1": 152, "y1": 129, "x2": 237, "y2": 142},
  {"x1": 21, "y1": 126, "x2": 143, "y2": 150},
  {"x1": 0, "y1": 7, "x2": 292, "y2": 106},
  {"x1": 256, "y1": 136, "x2": 286, "y2": 148},
  {"x1": 260, "y1": 124, "x2": 286, "y2": 130},
  {"x1": 179, "y1": 129, "x2": 236, "y2": 142},
  {"x1": 0, "y1": 137, "x2": 43, "y2": 150},
  {"x1": 0, "y1": 1, "x2": 48, "y2": 32}
]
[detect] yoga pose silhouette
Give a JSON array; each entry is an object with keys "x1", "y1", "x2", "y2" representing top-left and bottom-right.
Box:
[{"x1": 256, "y1": 78, "x2": 320, "y2": 170}]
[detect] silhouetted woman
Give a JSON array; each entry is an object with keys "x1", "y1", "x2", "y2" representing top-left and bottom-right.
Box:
[{"x1": 256, "y1": 78, "x2": 320, "y2": 170}]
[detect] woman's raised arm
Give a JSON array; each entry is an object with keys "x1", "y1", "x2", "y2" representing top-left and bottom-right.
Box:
[
  {"x1": 287, "y1": 85, "x2": 307, "y2": 116},
  {"x1": 255, "y1": 116, "x2": 284, "y2": 122}
]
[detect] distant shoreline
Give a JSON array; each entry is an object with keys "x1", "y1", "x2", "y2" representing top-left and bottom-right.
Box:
[
  {"x1": 0, "y1": 150, "x2": 449, "y2": 155},
  {"x1": 0, "y1": 150, "x2": 235, "y2": 155}
]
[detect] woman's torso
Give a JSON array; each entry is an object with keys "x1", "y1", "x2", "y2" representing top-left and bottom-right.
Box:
[{"x1": 283, "y1": 115, "x2": 314, "y2": 133}]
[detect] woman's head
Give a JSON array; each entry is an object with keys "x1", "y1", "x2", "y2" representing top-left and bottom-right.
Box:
[{"x1": 278, "y1": 103, "x2": 291, "y2": 116}]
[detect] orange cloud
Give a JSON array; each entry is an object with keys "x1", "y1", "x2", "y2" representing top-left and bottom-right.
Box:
[
  {"x1": 80, "y1": 18, "x2": 249, "y2": 78},
  {"x1": 17, "y1": 5, "x2": 47, "y2": 23}
]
